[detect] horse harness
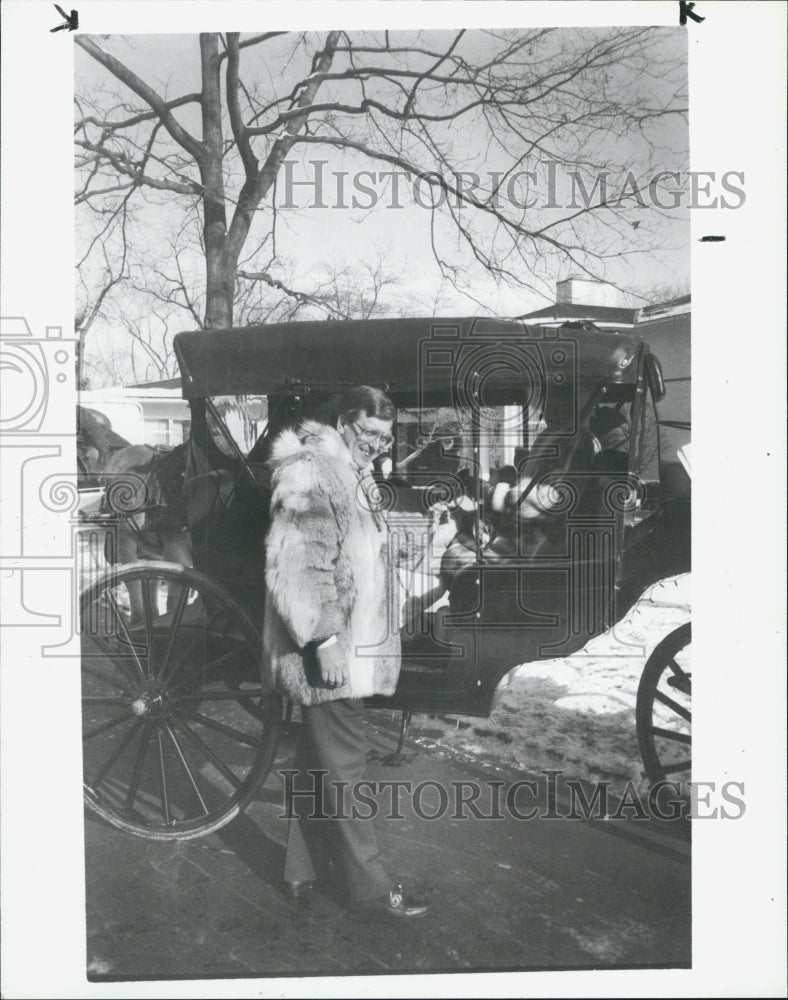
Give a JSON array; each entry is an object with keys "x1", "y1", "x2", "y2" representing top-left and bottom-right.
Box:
[{"x1": 102, "y1": 444, "x2": 188, "y2": 558}]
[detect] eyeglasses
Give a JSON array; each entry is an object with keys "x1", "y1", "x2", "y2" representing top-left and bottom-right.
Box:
[{"x1": 349, "y1": 420, "x2": 394, "y2": 451}]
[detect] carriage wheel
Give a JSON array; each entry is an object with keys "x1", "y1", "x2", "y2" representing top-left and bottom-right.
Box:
[
  {"x1": 636, "y1": 622, "x2": 691, "y2": 787},
  {"x1": 80, "y1": 561, "x2": 281, "y2": 840}
]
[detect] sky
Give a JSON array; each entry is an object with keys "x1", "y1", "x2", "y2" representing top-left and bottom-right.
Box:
[{"x1": 75, "y1": 27, "x2": 690, "y2": 380}]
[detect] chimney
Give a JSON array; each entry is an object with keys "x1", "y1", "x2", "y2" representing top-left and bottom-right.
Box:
[
  {"x1": 556, "y1": 277, "x2": 576, "y2": 304},
  {"x1": 556, "y1": 276, "x2": 623, "y2": 308}
]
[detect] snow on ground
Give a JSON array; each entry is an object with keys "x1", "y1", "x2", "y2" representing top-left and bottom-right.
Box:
[{"x1": 404, "y1": 575, "x2": 691, "y2": 791}]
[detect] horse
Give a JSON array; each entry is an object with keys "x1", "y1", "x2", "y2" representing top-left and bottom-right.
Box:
[
  {"x1": 98, "y1": 441, "x2": 192, "y2": 623},
  {"x1": 77, "y1": 404, "x2": 131, "y2": 486}
]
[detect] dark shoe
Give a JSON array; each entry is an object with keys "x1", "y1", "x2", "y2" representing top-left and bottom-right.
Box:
[
  {"x1": 285, "y1": 879, "x2": 316, "y2": 900},
  {"x1": 362, "y1": 883, "x2": 430, "y2": 918}
]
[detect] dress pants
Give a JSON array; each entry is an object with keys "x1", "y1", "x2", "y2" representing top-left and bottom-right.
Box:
[{"x1": 284, "y1": 698, "x2": 390, "y2": 903}]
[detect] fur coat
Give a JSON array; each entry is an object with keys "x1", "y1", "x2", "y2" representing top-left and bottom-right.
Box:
[{"x1": 263, "y1": 420, "x2": 401, "y2": 705}]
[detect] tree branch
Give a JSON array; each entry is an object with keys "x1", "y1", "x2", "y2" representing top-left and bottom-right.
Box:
[
  {"x1": 75, "y1": 140, "x2": 202, "y2": 196},
  {"x1": 224, "y1": 31, "x2": 342, "y2": 264},
  {"x1": 217, "y1": 32, "x2": 289, "y2": 61},
  {"x1": 75, "y1": 37, "x2": 206, "y2": 161},
  {"x1": 74, "y1": 93, "x2": 202, "y2": 134},
  {"x1": 237, "y1": 270, "x2": 339, "y2": 317},
  {"x1": 226, "y1": 33, "x2": 258, "y2": 180}
]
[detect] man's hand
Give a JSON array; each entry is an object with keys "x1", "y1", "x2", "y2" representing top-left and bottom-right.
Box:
[{"x1": 317, "y1": 641, "x2": 347, "y2": 689}]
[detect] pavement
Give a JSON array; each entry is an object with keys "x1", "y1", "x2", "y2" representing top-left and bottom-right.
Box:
[{"x1": 84, "y1": 710, "x2": 691, "y2": 982}]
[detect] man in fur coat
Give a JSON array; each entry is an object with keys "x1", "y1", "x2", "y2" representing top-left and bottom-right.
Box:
[{"x1": 264, "y1": 385, "x2": 430, "y2": 918}]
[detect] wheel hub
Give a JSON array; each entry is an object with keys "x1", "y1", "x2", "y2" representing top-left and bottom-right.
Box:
[{"x1": 130, "y1": 683, "x2": 168, "y2": 718}]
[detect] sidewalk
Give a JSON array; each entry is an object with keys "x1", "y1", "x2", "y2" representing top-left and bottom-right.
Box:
[{"x1": 84, "y1": 712, "x2": 690, "y2": 981}]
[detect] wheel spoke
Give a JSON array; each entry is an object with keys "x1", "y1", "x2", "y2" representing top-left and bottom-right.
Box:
[
  {"x1": 163, "y1": 721, "x2": 210, "y2": 816},
  {"x1": 82, "y1": 629, "x2": 142, "y2": 689},
  {"x1": 654, "y1": 688, "x2": 691, "y2": 723},
  {"x1": 81, "y1": 564, "x2": 279, "y2": 839},
  {"x1": 83, "y1": 709, "x2": 134, "y2": 741},
  {"x1": 105, "y1": 590, "x2": 147, "y2": 681},
  {"x1": 125, "y1": 722, "x2": 152, "y2": 812},
  {"x1": 667, "y1": 656, "x2": 690, "y2": 681},
  {"x1": 91, "y1": 717, "x2": 143, "y2": 786},
  {"x1": 162, "y1": 607, "x2": 229, "y2": 682},
  {"x1": 82, "y1": 662, "x2": 134, "y2": 696},
  {"x1": 159, "y1": 629, "x2": 204, "y2": 685},
  {"x1": 666, "y1": 658, "x2": 691, "y2": 695},
  {"x1": 662, "y1": 758, "x2": 691, "y2": 775},
  {"x1": 201, "y1": 644, "x2": 255, "y2": 677},
  {"x1": 141, "y1": 577, "x2": 156, "y2": 678},
  {"x1": 155, "y1": 728, "x2": 172, "y2": 825},
  {"x1": 169, "y1": 646, "x2": 256, "y2": 695},
  {"x1": 171, "y1": 704, "x2": 262, "y2": 748},
  {"x1": 172, "y1": 685, "x2": 267, "y2": 703},
  {"x1": 650, "y1": 726, "x2": 691, "y2": 745},
  {"x1": 162, "y1": 621, "x2": 210, "y2": 678},
  {"x1": 635, "y1": 623, "x2": 692, "y2": 789},
  {"x1": 158, "y1": 583, "x2": 190, "y2": 683},
  {"x1": 169, "y1": 715, "x2": 243, "y2": 790}
]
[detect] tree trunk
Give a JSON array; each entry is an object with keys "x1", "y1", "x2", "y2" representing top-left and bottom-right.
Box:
[
  {"x1": 204, "y1": 244, "x2": 235, "y2": 329},
  {"x1": 199, "y1": 33, "x2": 233, "y2": 330}
]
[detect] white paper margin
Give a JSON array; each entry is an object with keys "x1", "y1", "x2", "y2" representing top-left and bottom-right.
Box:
[{"x1": 1, "y1": 2, "x2": 786, "y2": 997}]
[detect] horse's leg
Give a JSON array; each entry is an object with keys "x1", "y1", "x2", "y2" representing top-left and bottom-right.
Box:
[
  {"x1": 102, "y1": 449, "x2": 154, "y2": 625},
  {"x1": 162, "y1": 530, "x2": 193, "y2": 613},
  {"x1": 116, "y1": 523, "x2": 143, "y2": 623}
]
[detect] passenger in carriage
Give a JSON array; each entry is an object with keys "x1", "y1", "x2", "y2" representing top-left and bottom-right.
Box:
[
  {"x1": 263, "y1": 385, "x2": 431, "y2": 918},
  {"x1": 437, "y1": 494, "x2": 486, "y2": 590},
  {"x1": 403, "y1": 458, "x2": 542, "y2": 627},
  {"x1": 588, "y1": 405, "x2": 630, "y2": 475},
  {"x1": 489, "y1": 464, "x2": 517, "y2": 532},
  {"x1": 486, "y1": 453, "x2": 567, "y2": 558},
  {"x1": 579, "y1": 405, "x2": 633, "y2": 516}
]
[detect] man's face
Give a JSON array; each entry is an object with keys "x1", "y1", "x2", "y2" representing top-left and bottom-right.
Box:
[{"x1": 339, "y1": 410, "x2": 394, "y2": 469}]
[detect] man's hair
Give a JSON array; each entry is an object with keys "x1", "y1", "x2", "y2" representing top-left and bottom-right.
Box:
[{"x1": 337, "y1": 385, "x2": 395, "y2": 423}]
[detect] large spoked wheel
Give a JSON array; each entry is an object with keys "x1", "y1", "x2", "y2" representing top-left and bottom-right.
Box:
[
  {"x1": 80, "y1": 561, "x2": 281, "y2": 840},
  {"x1": 636, "y1": 622, "x2": 691, "y2": 786}
]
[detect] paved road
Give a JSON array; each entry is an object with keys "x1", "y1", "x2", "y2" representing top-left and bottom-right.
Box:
[{"x1": 84, "y1": 710, "x2": 690, "y2": 981}]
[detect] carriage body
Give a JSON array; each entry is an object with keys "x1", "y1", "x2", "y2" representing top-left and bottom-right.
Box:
[
  {"x1": 81, "y1": 316, "x2": 690, "y2": 839},
  {"x1": 174, "y1": 317, "x2": 690, "y2": 719}
]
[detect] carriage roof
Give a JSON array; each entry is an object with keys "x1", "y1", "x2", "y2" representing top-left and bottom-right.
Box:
[{"x1": 173, "y1": 317, "x2": 644, "y2": 401}]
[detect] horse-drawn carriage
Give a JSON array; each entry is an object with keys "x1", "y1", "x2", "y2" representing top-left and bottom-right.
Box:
[{"x1": 80, "y1": 317, "x2": 691, "y2": 839}]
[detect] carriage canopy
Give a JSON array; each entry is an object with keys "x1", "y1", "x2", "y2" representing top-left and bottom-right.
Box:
[{"x1": 173, "y1": 317, "x2": 644, "y2": 406}]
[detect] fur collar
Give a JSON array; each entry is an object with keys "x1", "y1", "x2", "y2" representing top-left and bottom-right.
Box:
[{"x1": 269, "y1": 419, "x2": 352, "y2": 470}]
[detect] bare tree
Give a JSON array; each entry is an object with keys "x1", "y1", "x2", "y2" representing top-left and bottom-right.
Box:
[
  {"x1": 80, "y1": 248, "x2": 413, "y2": 387},
  {"x1": 81, "y1": 337, "x2": 140, "y2": 388},
  {"x1": 621, "y1": 278, "x2": 691, "y2": 308},
  {"x1": 76, "y1": 29, "x2": 687, "y2": 332},
  {"x1": 81, "y1": 288, "x2": 185, "y2": 387},
  {"x1": 75, "y1": 199, "x2": 133, "y2": 386},
  {"x1": 238, "y1": 249, "x2": 407, "y2": 322}
]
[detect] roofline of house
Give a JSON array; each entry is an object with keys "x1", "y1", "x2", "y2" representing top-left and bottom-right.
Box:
[
  {"x1": 515, "y1": 307, "x2": 638, "y2": 323},
  {"x1": 638, "y1": 294, "x2": 691, "y2": 318},
  {"x1": 82, "y1": 384, "x2": 183, "y2": 398}
]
